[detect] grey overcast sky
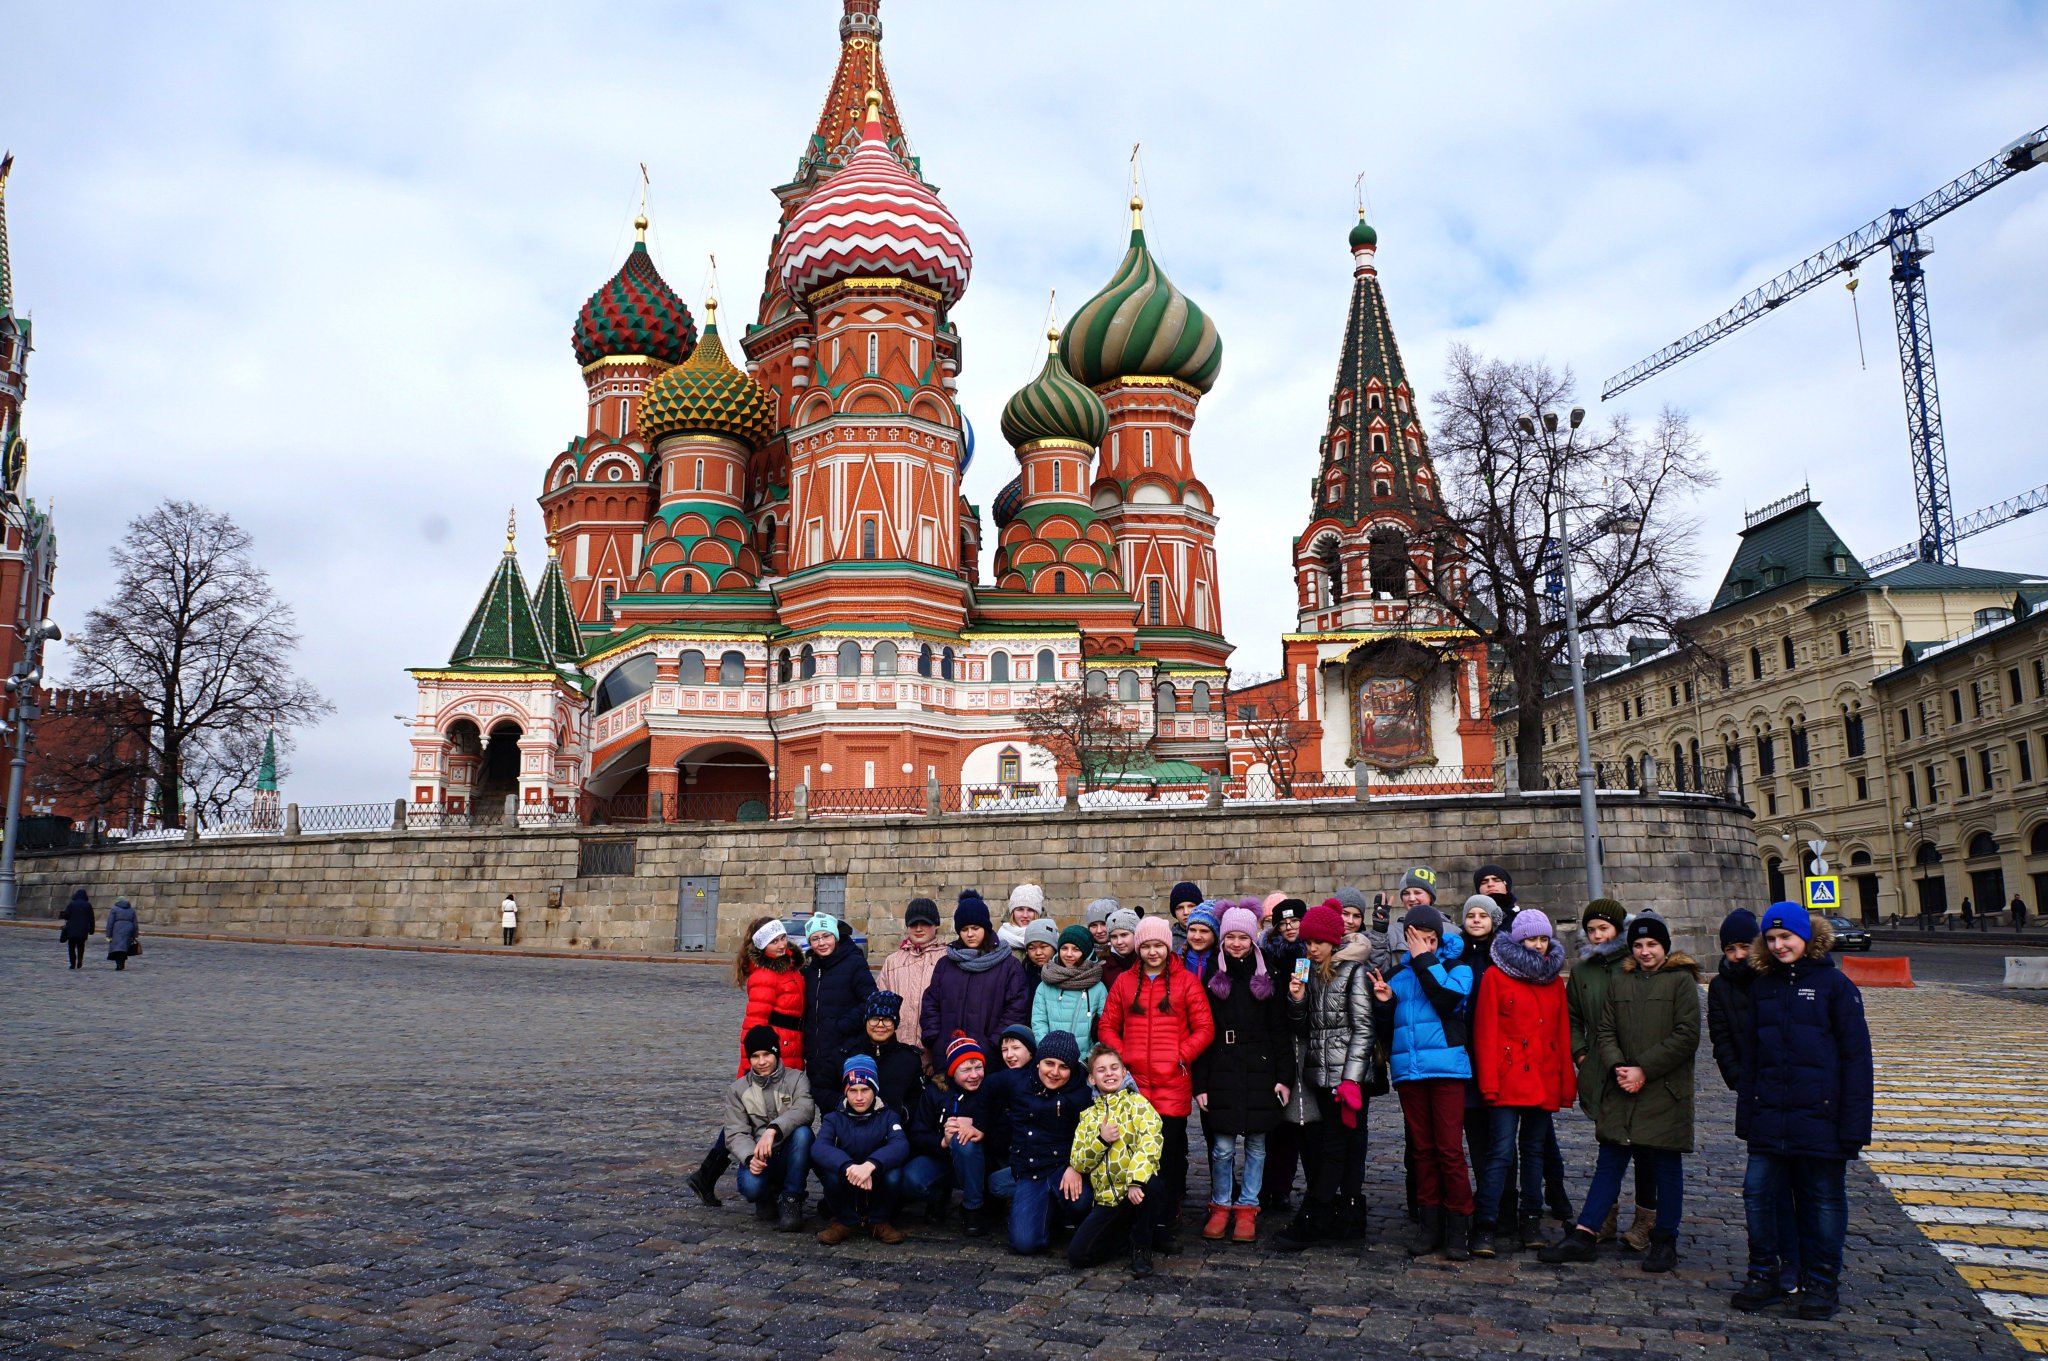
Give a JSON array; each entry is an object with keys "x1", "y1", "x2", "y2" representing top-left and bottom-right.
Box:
[{"x1": 5, "y1": 1, "x2": 2046, "y2": 800}]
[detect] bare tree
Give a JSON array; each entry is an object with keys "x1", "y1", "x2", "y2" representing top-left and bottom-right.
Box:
[
  {"x1": 1416, "y1": 346, "x2": 1715, "y2": 785},
  {"x1": 67, "y1": 501, "x2": 331, "y2": 825},
  {"x1": 1225, "y1": 671, "x2": 1314, "y2": 797},
  {"x1": 1016, "y1": 685, "x2": 1151, "y2": 787}
]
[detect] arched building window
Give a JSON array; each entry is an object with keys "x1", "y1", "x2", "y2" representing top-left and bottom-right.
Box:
[
  {"x1": 1191, "y1": 681, "x2": 1211, "y2": 714},
  {"x1": 836, "y1": 641, "x2": 862, "y2": 677},
  {"x1": 1369, "y1": 527, "x2": 1407, "y2": 598},
  {"x1": 940, "y1": 647, "x2": 956, "y2": 681},
  {"x1": 677, "y1": 650, "x2": 705, "y2": 685},
  {"x1": 1155, "y1": 681, "x2": 1177, "y2": 715},
  {"x1": 718, "y1": 650, "x2": 745, "y2": 686},
  {"x1": 1117, "y1": 670, "x2": 1139, "y2": 702},
  {"x1": 1036, "y1": 648, "x2": 1056, "y2": 682},
  {"x1": 990, "y1": 652, "x2": 1010, "y2": 684},
  {"x1": 799, "y1": 644, "x2": 816, "y2": 680},
  {"x1": 873, "y1": 641, "x2": 898, "y2": 675}
]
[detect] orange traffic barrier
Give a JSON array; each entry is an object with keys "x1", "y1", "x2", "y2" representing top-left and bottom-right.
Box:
[{"x1": 1841, "y1": 955, "x2": 1914, "y2": 988}]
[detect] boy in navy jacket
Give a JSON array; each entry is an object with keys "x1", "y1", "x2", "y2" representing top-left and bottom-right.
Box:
[{"x1": 813, "y1": 1053, "x2": 912, "y2": 1245}]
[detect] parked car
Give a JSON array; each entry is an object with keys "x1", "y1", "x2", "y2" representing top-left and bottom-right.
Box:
[
  {"x1": 781, "y1": 915, "x2": 869, "y2": 955},
  {"x1": 1825, "y1": 915, "x2": 1873, "y2": 952}
]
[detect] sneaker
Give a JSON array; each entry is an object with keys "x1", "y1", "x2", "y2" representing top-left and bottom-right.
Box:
[
  {"x1": 1537, "y1": 1227, "x2": 1599, "y2": 1264},
  {"x1": 776, "y1": 1197, "x2": 805, "y2": 1233},
  {"x1": 816, "y1": 1221, "x2": 857, "y2": 1245},
  {"x1": 871, "y1": 1221, "x2": 907, "y2": 1245}
]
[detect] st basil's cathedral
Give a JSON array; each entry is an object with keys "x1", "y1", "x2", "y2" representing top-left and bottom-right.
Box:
[{"x1": 403, "y1": 0, "x2": 1488, "y2": 819}]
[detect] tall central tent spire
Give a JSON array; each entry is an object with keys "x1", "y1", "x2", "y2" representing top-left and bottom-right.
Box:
[{"x1": 0, "y1": 152, "x2": 15, "y2": 316}]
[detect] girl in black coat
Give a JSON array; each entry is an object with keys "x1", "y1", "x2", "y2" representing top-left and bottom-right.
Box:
[
  {"x1": 802, "y1": 914, "x2": 877, "y2": 1099},
  {"x1": 1193, "y1": 902, "x2": 1297, "y2": 1243},
  {"x1": 60, "y1": 890, "x2": 95, "y2": 970}
]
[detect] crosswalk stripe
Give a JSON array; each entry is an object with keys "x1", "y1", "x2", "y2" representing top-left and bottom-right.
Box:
[{"x1": 1957, "y1": 1266, "x2": 2048, "y2": 1299}]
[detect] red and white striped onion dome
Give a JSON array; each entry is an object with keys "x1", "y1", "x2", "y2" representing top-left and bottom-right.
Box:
[{"x1": 776, "y1": 93, "x2": 971, "y2": 307}]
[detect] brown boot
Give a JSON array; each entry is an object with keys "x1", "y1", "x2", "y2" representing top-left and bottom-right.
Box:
[
  {"x1": 1202, "y1": 1205, "x2": 1232, "y2": 1240},
  {"x1": 816, "y1": 1221, "x2": 857, "y2": 1245},
  {"x1": 1231, "y1": 1206, "x2": 1259, "y2": 1243},
  {"x1": 870, "y1": 1221, "x2": 906, "y2": 1245},
  {"x1": 1620, "y1": 1201, "x2": 1653, "y2": 1252},
  {"x1": 1596, "y1": 1204, "x2": 1619, "y2": 1243}
]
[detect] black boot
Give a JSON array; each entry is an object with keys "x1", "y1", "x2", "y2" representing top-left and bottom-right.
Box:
[
  {"x1": 1643, "y1": 1230, "x2": 1679, "y2": 1273},
  {"x1": 685, "y1": 1144, "x2": 731, "y2": 1208},
  {"x1": 1331, "y1": 1194, "x2": 1366, "y2": 1242},
  {"x1": 1444, "y1": 1212, "x2": 1473, "y2": 1262},
  {"x1": 755, "y1": 1195, "x2": 779, "y2": 1221},
  {"x1": 924, "y1": 1192, "x2": 952, "y2": 1226},
  {"x1": 1152, "y1": 1213, "x2": 1182, "y2": 1256},
  {"x1": 961, "y1": 1205, "x2": 989, "y2": 1238},
  {"x1": 1796, "y1": 1267, "x2": 1841, "y2": 1320},
  {"x1": 1731, "y1": 1266, "x2": 1789, "y2": 1312},
  {"x1": 1272, "y1": 1198, "x2": 1328, "y2": 1253},
  {"x1": 776, "y1": 1196, "x2": 805, "y2": 1232},
  {"x1": 1469, "y1": 1224, "x2": 1497, "y2": 1259},
  {"x1": 1130, "y1": 1234, "x2": 1155, "y2": 1277},
  {"x1": 1407, "y1": 1205, "x2": 1443, "y2": 1257},
  {"x1": 1537, "y1": 1225, "x2": 1599, "y2": 1264}
]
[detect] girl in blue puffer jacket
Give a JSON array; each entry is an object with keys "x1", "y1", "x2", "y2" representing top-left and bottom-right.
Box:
[
  {"x1": 1370, "y1": 904, "x2": 1475, "y2": 1259},
  {"x1": 1732, "y1": 904, "x2": 1873, "y2": 1322}
]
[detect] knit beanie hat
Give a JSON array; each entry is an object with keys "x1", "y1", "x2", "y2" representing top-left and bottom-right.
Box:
[
  {"x1": 744, "y1": 1025, "x2": 781, "y2": 1057},
  {"x1": 1475, "y1": 863, "x2": 1512, "y2": 894},
  {"x1": 1036, "y1": 1030, "x2": 1082, "y2": 1071},
  {"x1": 841, "y1": 1053, "x2": 880, "y2": 1090},
  {"x1": 803, "y1": 912, "x2": 839, "y2": 941},
  {"x1": 751, "y1": 918, "x2": 789, "y2": 952},
  {"x1": 997, "y1": 1023, "x2": 1038, "y2": 1059},
  {"x1": 944, "y1": 1031, "x2": 986, "y2": 1077},
  {"x1": 1399, "y1": 866, "x2": 1439, "y2": 902},
  {"x1": 1083, "y1": 897, "x2": 1120, "y2": 926},
  {"x1": 1299, "y1": 901, "x2": 1346, "y2": 945},
  {"x1": 1461, "y1": 893, "x2": 1504, "y2": 932},
  {"x1": 1218, "y1": 904, "x2": 1262, "y2": 941},
  {"x1": 1400, "y1": 903, "x2": 1446, "y2": 937},
  {"x1": 1509, "y1": 909, "x2": 1555, "y2": 943},
  {"x1": 1262, "y1": 891, "x2": 1289, "y2": 915},
  {"x1": 863, "y1": 990, "x2": 903, "y2": 1021},
  {"x1": 1106, "y1": 908, "x2": 1141, "y2": 936},
  {"x1": 1187, "y1": 901, "x2": 1222, "y2": 935},
  {"x1": 1627, "y1": 914, "x2": 1672, "y2": 952},
  {"x1": 1008, "y1": 883, "x2": 1045, "y2": 916},
  {"x1": 1272, "y1": 897, "x2": 1307, "y2": 924},
  {"x1": 1057, "y1": 924, "x2": 1095, "y2": 955},
  {"x1": 1332, "y1": 886, "x2": 1370, "y2": 914},
  {"x1": 1582, "y1": 898, "x2": 1627, "y2": 933},
  {"x1": 1133, "y1": 917, "x2": 1173, "y2": 949},
  {"x1": 1720, "y1": 907, "x2": 1762, "y2": 948},
  {"x1": 955, "y1": 896, "x2": 993, "y2": 933},
  {"x1": 904, "y1": 897, "x2": 941, "y2": 928},
  {"x1": 1023, "y1": 918, "x2": 1061, "y2": 951},
  {"x1": 1758, "y1": 901, "x2": 1813, "y2": 942},
  {"x1": 1169, "y1": 880, "x2": 1203, "y2": 909}
]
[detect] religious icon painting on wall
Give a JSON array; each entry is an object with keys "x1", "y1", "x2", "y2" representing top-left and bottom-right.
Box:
[{"x1": 1352, "y1": 673, "x2": 1430, "y2": 768}]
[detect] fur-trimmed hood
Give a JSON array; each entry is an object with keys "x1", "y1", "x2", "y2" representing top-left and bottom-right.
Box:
[
  {"x1": 1622, "y1": 949, "x2": 1701, "y2": 980},
  {"x1": 1748, "y1": 914, "x2": 1837, "y2": 972}
]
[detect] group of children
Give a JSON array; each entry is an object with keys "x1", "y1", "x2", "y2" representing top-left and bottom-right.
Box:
[{"x1": 694, "y1": 869, "x2": 1874, "y2": 1317}]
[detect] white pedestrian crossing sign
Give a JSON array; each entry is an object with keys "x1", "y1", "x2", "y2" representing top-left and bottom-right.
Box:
[{"x1": 1804, "y1": 875, "x2": 1839, "y2": 910}]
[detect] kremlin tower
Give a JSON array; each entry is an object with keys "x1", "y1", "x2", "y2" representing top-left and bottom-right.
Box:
[{"x1": 403, "y1": 1, "x2": 1250, "y2": 816}]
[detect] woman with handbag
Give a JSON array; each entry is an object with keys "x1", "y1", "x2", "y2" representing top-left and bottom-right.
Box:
[{"x1": 105, "y1": 898, "x2": 140, "y2": 970}]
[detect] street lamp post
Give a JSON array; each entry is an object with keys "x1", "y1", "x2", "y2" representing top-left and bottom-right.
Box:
[{"x1": 0, "y1": 616, "x2": 63, "y2": 919}]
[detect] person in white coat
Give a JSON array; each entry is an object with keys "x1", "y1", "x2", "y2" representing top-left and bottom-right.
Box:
[{"x1": 501, "y1": 895, "x2": 518, "y2": 946}]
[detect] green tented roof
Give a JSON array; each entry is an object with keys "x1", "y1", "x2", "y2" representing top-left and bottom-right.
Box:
[
  {"x1": 450, "y1": 548, "x2": 550, "y2": 667},
  {"x1": 1708, "y1": 497, "x2": 1866, "y2": 612},
  {"x1": 532, "y1": 554, "x2": 583, "y2": 663}
]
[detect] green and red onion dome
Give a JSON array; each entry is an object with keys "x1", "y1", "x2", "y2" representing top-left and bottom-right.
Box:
[
  {"x1": 572, "y1": 222, "x2": 698, "y2": 366},
  {"x1": 991, "y1": 474, "x2": 1024, "y2": 530},
  {"x1": 636, "y1": 304, "x2": 778, "y2": 450},
  {"x1": 1000, "y1": 330, "x2": 1109, "y2": 449},
  {"x1": 1349, "y1": 214, "x2": 1379, "y2": 250},
  {"x1": 1059, "y1": 197, "x2": 1221, "y2": 394},
  {"x1": 776, "y1": 92, "x2": 971, "y2": 308}
]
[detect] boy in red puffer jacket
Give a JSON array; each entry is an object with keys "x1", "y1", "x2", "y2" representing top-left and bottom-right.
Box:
[
  {"x1": 1470, "y1": 909, "x2": 1575, "y2": 1258},
  {"x1": 1100, "y1": 915, "x2": 1215, "y2": 1254}
]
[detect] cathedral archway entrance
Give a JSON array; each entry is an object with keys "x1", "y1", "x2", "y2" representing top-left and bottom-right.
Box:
[
  {"x1": 676, "y1": 743, "x2": 772, "y2": 822},
  {"x1": 473, "y1": 720, "x2": 524, "y2": 813}
]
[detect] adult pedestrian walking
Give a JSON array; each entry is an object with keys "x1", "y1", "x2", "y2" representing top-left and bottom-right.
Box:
[
  {"x1": 2012, "y1": 895, "x2": 2028, "y2": 931},
  {"x1": 60, "y1": 889, "x2": 95, "y2": 969},
  {"x1": 500, "y1": 894, "x2": 518, "y2": 946},
  {"x1": 105, "y1": 898, "x2": 140, "y2": 970}
]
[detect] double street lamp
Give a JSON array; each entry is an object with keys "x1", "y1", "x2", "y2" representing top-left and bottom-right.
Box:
[
  {"x1": 0, "y1": 616, "x2": 64, "y2": 918},
  {"x1": 1517, "y1": 407, "x2": 1641, "y2": 903}
]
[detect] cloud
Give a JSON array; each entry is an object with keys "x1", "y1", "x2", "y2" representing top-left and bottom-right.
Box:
[{"x1": 7, "y1": 0, "x2": 2045, "y2": 798}]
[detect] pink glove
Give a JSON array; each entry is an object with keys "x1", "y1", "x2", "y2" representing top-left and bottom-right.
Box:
[{"x1": 1336, "y1": 1079, "x2": 1362, "y2": 1128}]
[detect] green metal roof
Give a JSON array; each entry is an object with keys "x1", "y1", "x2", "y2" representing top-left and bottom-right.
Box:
[
  {"x1": 531, "y1": 553, "x2": 584, "y2": 663},
  {"x1": 1708, "y1": 495, "x2": 1866, "y2": 612},
  {"x1": 449, "y1": 547, "x2": 550, "y2": 668}
]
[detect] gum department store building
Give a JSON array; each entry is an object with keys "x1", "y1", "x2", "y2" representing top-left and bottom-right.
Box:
[{"x1": 404, "y1": 0, "x2": 1491, "y2": 819}]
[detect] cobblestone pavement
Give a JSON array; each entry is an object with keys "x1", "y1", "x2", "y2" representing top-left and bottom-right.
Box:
[
  {"x1": 1865, "y1": 986, "x2": 2048, "y2": 1353},
  {"x1": 0, "y1": 931, "x2": 2025, "y2": 1360}
]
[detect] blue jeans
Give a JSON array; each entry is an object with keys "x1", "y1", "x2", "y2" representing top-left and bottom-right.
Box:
[
  {"x1": 1744, "y1": 1153, "x2": 1841, "y2": 1288},
  {"x1": 1576, "y1": 1142, "x2": 1684, "y2": 1237},
  {"x1": 733, "y1": 1126, "x2": 813, "y2": 1204},
  {"x1": 821, "y1": 1158, "x2": 900, "y2": 1226},
  {"x1": 1475, "y1": 1107, "x2": 1553, "y2": 1227},
  {"x1": 1006, "y1": 1167, "x2": 1085, "y2": 1254},
  {"x1": 902, "y1": 1137, "x2": 989, "y2": 1211},
  {"x1": 1207, "y1": 1132, "x2": 1267, "y2": 1207}
]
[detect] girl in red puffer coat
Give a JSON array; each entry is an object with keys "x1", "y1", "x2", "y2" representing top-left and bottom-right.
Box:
[
  {"x1": 687, "y1": 917, "x2": 808, "y2": 1208},
  {"x1": 1469, "y1": 909, "x2": 1574, "y2": 1257},
  {"x1": 1101, "y1": 916, "x2": 1215, "y2": 1252}
]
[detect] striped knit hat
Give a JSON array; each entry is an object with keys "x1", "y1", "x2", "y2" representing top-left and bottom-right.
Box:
[{"x1": 945, "y1": 1031, "x2": 987, "y2": 1078}]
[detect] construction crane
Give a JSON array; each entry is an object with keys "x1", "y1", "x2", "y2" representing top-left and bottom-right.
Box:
[
  {"x1": 1603, "y1": 123, "x2": 2048, "y2": 567},
  {"x1": 1862, "y1": 480, "x2": 2048, "y2": 574}
]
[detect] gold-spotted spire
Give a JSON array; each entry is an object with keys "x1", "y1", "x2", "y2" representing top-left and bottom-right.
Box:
[{"x1": 505, "y1": 508, "x2": 517, "y2": 551}]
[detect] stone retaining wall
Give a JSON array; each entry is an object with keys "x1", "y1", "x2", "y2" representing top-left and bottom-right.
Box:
[{"x1": 16, "y1": 792, "x2": 1760, "y2": 957}]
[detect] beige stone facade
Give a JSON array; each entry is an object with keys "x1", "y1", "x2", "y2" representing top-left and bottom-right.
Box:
[
  {"x1": 1502, "y1": 490, "x2": 2043, "y2": 920},
  {"x1": 19, "y1": 790, "x2": 1761, "y2": 959},
  {"x1": 1874, "y1": 596, "x2": 2048, "y2": 922}
]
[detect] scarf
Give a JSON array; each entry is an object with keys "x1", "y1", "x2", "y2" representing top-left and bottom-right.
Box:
[
  {"x1": 1579, "y1": 935, "x2": 1628, "y2": 965},
  {"x1": 1490, "y1": 934, "x2": 1565, "y2": 984},
  {"x1": 1179, "y1": 945, "x2": 1217, "y2": 983},
  {"x1": 1208, "y1": 946, "x2": 1272, "y2": 1002},
  {"x1": 946, "y1": 940, "x2": 1012, "y2": 974},
  {"x1": 1039, "y1": 957, "x2": 1104, "y2": 991}
]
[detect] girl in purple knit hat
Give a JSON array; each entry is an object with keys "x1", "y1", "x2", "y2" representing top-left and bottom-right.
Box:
[{"x1": 1192, "y1": 898, "x2": 1297, "y2": 1243}]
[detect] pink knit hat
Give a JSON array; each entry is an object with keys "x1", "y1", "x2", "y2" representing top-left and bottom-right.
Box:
[
  {"x1": 1218, "y1": 904, "x2": 1262, "y2": 941},
  {"x1": 1133, "y1": 916, "x2": 1173, "y2": 949}
]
